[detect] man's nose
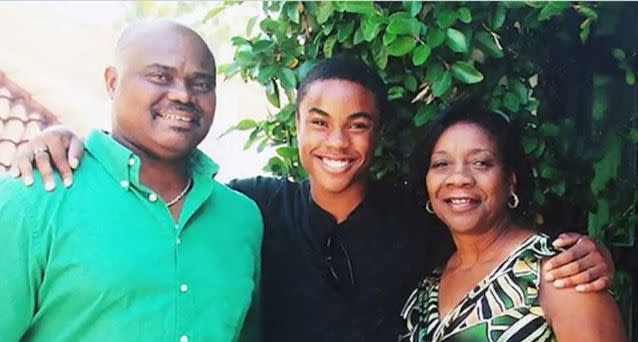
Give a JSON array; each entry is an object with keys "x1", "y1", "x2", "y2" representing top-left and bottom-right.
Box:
[
  {"x1": 166, "y1": 80, "x2": 192, "y2": 104},
  {"x1": 325, "y1": 128, "x2": 349, "y2": 148}
]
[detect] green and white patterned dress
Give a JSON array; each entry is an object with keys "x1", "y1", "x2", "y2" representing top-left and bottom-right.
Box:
[{"x1": 400, "y1": 233, "x2": 558, "y2": 342}]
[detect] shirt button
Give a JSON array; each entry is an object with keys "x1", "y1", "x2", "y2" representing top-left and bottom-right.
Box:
[
  {"x1": 120, "y1": 180, "x2": 129, "y2": 189},
  {"x1": 148, "y1": 193, "x2": 158, "y2": 202},
  {"x1": 180, "y1": 336, "x2": 189, "y2": 342},
  {"x1": 176, "y1": 237, "x2": 181, "y2": 245},
  {"x1": 180, "y1": 284, "x2": 188, "y2": 293},
  {"x1": 174, "y1": 224, "x2": 179, "y2": 230},
  {"x1": 128, "y1": 158, "x2": 135, "y2": 166}
]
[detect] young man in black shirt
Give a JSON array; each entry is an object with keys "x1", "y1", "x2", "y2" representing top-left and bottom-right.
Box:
[{"x1": 10, "y1": 56, "x2": 613, "y2": 342}]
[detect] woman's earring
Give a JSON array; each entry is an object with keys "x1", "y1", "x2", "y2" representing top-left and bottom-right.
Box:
[
  {"x1": 508, "y1": 192, "x2": 520, "y2": 209},
  {"x1": 425, "y1": 201, "x2": 435, "y2": 214}
]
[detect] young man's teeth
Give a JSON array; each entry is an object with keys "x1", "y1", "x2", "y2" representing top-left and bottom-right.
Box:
[
  {"x1": 450, "y1": 198, "x2": 471, "y2": 204},
  {"x1": 159, "y1": 113, "x2": 192, "y2": 122},
  {"x1": 322, "y1": 158, "x2": 349, "y2": 169}
]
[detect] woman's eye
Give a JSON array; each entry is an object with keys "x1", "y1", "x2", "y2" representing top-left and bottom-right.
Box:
[
  {"x1": 472, "y1": 160, "x2": 493, "y2": 168},
  {"x1": 430, "y1": 161, "x2": 448, "y2": 168}
]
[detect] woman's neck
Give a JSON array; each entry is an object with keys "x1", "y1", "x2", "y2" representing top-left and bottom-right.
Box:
[{"x1": 449, "y1": 217, "x2": 529, "y2": 269}]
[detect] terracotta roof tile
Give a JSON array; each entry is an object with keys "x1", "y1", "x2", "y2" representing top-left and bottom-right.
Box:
[{"x1": 0, "y1": 71, "x2": 60, "y2": 174}]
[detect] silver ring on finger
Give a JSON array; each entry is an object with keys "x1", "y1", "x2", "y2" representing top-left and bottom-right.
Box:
[{"x1": 33, "y1": 147, "x2": 50, "y2": 157}]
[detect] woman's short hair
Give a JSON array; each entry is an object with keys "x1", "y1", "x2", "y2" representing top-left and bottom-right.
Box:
[
  {"x1": 409, "y1": 101, "x2": 535, "y2": 218},
  {"x1": 295, "y1": 54, "x2": 390, "y2": 126}
]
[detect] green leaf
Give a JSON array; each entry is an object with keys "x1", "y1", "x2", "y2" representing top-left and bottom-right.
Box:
[
  {"x1": 503, "y1": 92, "x2": 520, "y2": 112},
  {"x1": 432, "y1": 71, "x2": 452, "y2": 97},
  {"x1": 373, "y1": 45, "x2": 389, "y2": 69},
  {"x1": 627, "y1": 128, "x2": 638, "y2": 144},
  {"x1": 412, "y1": 44, "x2": 432, "y2": 66},
  {"x1": 490, "y1": 4, "x2": 506, "y2": 31},
  {"x1": 540, "y1": 123, "x2": 560, "y2": 137},
  {"x1": 457, "y1": 7, "x2": 472, "y2": 24},
  {"x1": 538, "y1": 2, "x2": 570, "y2": 22},
  {"x1": 403, "y1": 1, "x2": 422, "y2": 17},
  {"x1": 426, "y1": 28, "x2": 445, "y2": 48},
  {"x1": 257, "y1": 65, "x2": 278, "y2": 84},
  {"x1": 264, "y1": 156, "x2": 288, "y2": 174},
  {"x1": 388, "y1": 86, "x2": 405, "y2": 100},
  {"x1": 387, "y1": 16, "x2": 420, "y2": 35},
  {"x1": 404, "y1": 75, "x2": 418, "y2": 92},
  {"x1": 540, "y1": 165, "x2": 560, "y2": 180},
  {"x1": 235, "y1": 119, "x2": 258, "y2": 130},
  {"x1": 382, "y1": 31, "x2": 398, "y2": 46},
  {"x1": 284, "y1": 2, "x2": 300, "y2": 24},
  {"x1": 323, "y1": 34, "x2": 338, "y2": 58},
  {"x1": 579, "y1": 18, "x2": 591, "y2": 43},
  {"x1": 276, "y1": 146, "x2": 297, "y2": 158},
  {"x1": 337, "y1": 21, "x2": 356, "y2": 42},
  {"x1": 626, "y1": 71, "x2": 636, "y2": 86},
  {"x1": 387, "y1": 36, "x2": 417, "y2": 56},
  {"x1": 510, "y1": 79, "x2": 529, "y2": 104},
  {"x1": 414, "y1": 105, "x2": 437, "y2": 126},
  {"x1": 475, "y1": 31, "x2": 504, "y2": 58},
  {"x1": 426, "y1": 63, "x2": 445, "y2": 83},
  {"x1": 266, "y1": 80, "x2": 280, "y2": 108},
  {"x1": 612, "y1": 48, "x2": 626, "y2": 61},
  {"x1": 252, "y1": 40, "x2": 273, "y2": 53},
  {"x1": 451, "y1": 61, "x2": 484, "y2": 84},
  {"x1": 446, "y1": 28, "x2": 469, "y2": 53},
  {"x1": 246, "y1": 16, "x2": 258, "y2": 36},
  {"x1": 353, "y1": 26, "x2": 365, "y2": 45},
  {"x1": 435, "y1": 9, "x2": 458, "y2": 28},
  {"x1": 362, "y1": 15, "x2": 386, "y2": 42},
  {"x1": 591, "y1": 136, "x2": 621, "y2": 194},
  {"x1": 336, "y1": 1, "x2": 375, "y2": 14},
  {"x1": 522, "y1": 136, "x2": 538, "y2": 154},
  {"x1": 576, "y1": 4, "x2": 598, "y2": 21},
  {"x1": 552, "y1": 181, "x2": 566, "y2": 196},
  {"x1": 203, "y1": 6, "x2": 226, "y2": 22},
  {"x1": 317, "y1": 1, "x2": 334, "y2": 24},
  {"x1": 278, "y1": 68, "x2": 297, "y2": 89}
]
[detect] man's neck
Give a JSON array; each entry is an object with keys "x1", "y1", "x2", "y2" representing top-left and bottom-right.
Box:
[{"x1": 310, "y1": 179, "x2": 368, "y2": 224}]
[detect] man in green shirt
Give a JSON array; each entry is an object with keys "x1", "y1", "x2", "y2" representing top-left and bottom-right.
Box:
[{"x1": 0, "y1": 20, "x2": 262, "y2": 342}]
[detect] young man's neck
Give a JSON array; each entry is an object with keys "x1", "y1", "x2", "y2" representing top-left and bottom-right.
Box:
[{"x1": 310, "y1": 180, "x2": 368, "y2": 224}]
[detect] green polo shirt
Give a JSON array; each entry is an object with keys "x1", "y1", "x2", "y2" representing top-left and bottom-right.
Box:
[{"x1": 0, "y1": 130, "x2": 263, "y2": 342}]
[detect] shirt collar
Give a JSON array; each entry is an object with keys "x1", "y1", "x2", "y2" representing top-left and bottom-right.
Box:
[{"x1": 84, "y1": 130, "x2": 220, "y2": 186}]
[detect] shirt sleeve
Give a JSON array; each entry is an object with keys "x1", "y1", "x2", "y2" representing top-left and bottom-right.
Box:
[
  {"x1": 0, "y1": 178, "x2": 44, "y2": 340},
  {"x1": 236, "y1": 256, "x2": 261, "y2": 342}
]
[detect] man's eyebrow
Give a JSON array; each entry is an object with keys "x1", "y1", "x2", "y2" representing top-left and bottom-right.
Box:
[
  {"x1": 143, "y1": 64, "x2": 215, "y2": 79},
  {"x1": 308, "y1": 107, "x2": 329, "y2": 117},
  {"x1": 308, "y1": 108, "x2": 375, "y2": 120}
]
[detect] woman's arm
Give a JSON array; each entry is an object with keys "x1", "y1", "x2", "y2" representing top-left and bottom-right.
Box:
[{"x1": 540, "y1": 260, "x2": 627, "y2": 342}]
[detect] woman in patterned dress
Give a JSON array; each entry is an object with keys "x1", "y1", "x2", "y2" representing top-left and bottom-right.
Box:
[{"x1": 400, "y1": 105, "x2": 626, "y2": 342}]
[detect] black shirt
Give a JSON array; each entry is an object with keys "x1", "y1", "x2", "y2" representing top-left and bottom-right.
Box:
[{"x1": 229, "y1": 177, "x2": 451, "y2": 342}]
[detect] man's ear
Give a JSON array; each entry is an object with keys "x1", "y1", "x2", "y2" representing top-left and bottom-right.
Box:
[{"x1": 104, "y1": 66, "x2": 118, "y2": 99}]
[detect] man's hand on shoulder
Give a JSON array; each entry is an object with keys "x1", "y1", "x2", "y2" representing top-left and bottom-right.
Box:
[{"x1": 10, "y1": 125, "x2": 84, "y2": 191}]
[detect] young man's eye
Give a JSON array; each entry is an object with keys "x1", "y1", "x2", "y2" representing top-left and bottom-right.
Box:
[
  {"x1": 311, "y1": 119, "x2": 327, "y2": 128},
  {"x1": 349, "y1": 122, "x2": 370, "y2": 130}
]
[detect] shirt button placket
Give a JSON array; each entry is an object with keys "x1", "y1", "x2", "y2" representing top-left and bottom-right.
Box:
[{"x1": 180, "y1": 336, "x2": 189, "y2": 342}]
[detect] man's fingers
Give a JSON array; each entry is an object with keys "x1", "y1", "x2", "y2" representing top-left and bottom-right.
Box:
[
  {"x1": 68, "y1": 136, "x2": 85, "y2": 169},
  {"x1": 545, "y1": 253, "x2": 600, "y2": 283},
  {"x1": 575, "y1": 276, "x2": 611, "y2": 293},
  {"x1": 48, "y1": 141, "x2": 74, "y2": 188},
  {"x1": 552, "y1": 232, "x2": 582, "y2": 248},
  {"x1": 544, "y1": 240, "x2": 590, "y2": 272},
  {"x1": 33, "y1": 149, "x2": 56, "y2": 191},
  {"x1": 13, "y1": 144, "x2": 35, "y2": 186}
]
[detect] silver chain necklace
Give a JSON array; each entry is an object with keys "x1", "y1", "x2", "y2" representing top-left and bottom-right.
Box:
[{"x1": 166, "y1": 178, "x2": 193, "y2": 207}]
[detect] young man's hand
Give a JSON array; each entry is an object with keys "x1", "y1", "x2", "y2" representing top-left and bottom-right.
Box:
[
  {"x1": 544, "y1": 233, "x2": 613, "y2": 292},
  {"x1": 10, "y1": 125, "x2": 84, "y2": 191}
]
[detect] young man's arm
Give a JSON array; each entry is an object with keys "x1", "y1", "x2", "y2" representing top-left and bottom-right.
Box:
[{"x1": 0, "y1": 178, "x2": 43, "y2": 339}]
